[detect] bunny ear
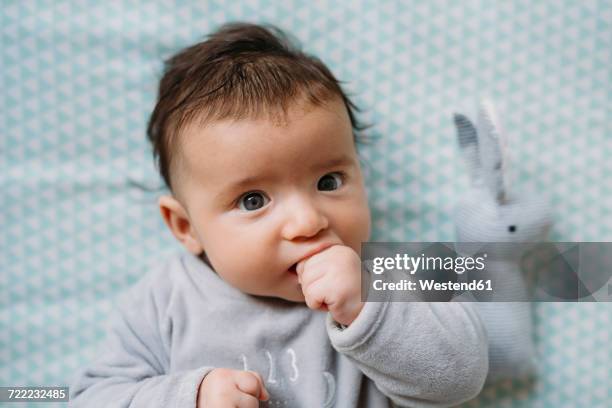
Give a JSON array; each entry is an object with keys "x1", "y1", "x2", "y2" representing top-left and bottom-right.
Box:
[
  {"x1": 477, "y1": 99, "x2": 508, "y2": 203},
  {"x1": 453, "y1": 113, "x2": 482, "y2": 184}
]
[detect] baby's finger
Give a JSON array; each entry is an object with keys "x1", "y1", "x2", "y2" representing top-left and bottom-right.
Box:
[
  {"x1": 302, "y1": 278, "x2": 330, "y2": 311},
  {"x1": 235, "y1": 370, "x2": 269, "y2": 401},
  {"x1": 297, "y1": 263, "x2": 327, "y2": 288},
  {"x1": 296, "y1": 258, "x2": 308, "y2": 277},
  {"x1": 250, "y1": 371, "x2": 270, "y2": 401},
  {"x1": 234, "y1": 392, "x2": 260, "y2": 408}
]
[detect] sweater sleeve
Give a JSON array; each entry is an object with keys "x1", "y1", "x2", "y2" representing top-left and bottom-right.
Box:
[
  {"x1": 326, "y1": 300, "x2": 488, "y2": 408},
  {"x1": 69, "y1": 271, "x2": 214, "y2": 408}
]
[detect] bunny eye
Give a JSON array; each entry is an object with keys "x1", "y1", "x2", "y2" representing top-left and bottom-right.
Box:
[{"x1": 508, "y1": 225, "x2": 517, "y2": 233}]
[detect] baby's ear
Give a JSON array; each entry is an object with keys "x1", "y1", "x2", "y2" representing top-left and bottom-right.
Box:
[{"x1": 158, "y1": 195, "x2": 204, "y2": 255}]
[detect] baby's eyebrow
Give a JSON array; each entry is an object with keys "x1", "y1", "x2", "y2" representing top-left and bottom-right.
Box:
[
  {"x1": 310, "y1": 154, "x2": 354, "y2": 171},
  {"x1": 226, "y1": 175, "x2": 269, "y2": 191},
  {"x1": 215, "y1": 174, "x2": 271, "y2": 202}
]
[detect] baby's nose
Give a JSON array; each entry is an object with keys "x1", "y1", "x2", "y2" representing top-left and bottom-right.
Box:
[{"x1": 281, "y1": 198, "x2": 328, "y2": 241}]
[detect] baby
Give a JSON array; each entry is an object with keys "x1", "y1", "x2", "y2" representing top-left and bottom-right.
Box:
[{"x1": 70, "y1": 22, "x2": 488, "y2": 407}]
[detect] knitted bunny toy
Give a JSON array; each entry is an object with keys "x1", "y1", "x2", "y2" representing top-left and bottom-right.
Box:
[{"x1": 453, "y1": 100, "x2": 553, "y2": 383}]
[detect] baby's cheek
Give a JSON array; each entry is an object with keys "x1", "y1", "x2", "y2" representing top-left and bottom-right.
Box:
[
  {"x1": 232, "y1": 251, "x2": 276, "y2": 293},
  {"x1": 339, "y1": 204, "x2": 371, "y2": 256},
  {"x1": 207, "y1": 243, "x2": 251, "y2": 283}
]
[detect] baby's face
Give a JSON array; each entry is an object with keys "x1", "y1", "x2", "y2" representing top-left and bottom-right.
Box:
[{"x1": 170, "y1": 97, "x2": 371, "y2": 302}]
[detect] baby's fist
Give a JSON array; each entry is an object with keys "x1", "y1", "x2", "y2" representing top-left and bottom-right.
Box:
[
  {"x1": 296, "y1": 245, "x2": 363, "y2": 326},
  {"x1": 197, "y1": 368, "x2": 269, "y2": 408}
]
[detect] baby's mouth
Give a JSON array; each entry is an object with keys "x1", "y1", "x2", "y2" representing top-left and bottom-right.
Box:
[{"x1": 288, "y1": 263, "x2": 298, "y2": 274}]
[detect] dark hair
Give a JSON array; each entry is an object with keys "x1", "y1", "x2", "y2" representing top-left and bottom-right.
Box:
[{"x1": 146, "y1": 22, "x2": 369, "y2": 193}]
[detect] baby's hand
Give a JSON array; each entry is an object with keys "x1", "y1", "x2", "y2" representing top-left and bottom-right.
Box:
[
  {"x1": 296, "y1": 245, "x2": 363, "y2": 326},
  {"x1": 197, "y1": 368, "x2": 269, "y2": 407}
]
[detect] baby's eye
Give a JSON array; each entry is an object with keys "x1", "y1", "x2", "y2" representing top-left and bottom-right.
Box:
[
  {"x1": 238, "y1": 191, "x2": 269, "y2": 211},
  {"x1": 318, "y1": 172, "x2": 343, "y2": 191}
]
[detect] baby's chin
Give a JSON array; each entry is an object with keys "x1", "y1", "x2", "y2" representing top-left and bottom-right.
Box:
[
  {"x1": 254, "y1": 285, "x2": 305, "y2": 304},
  {"x1": 262, "y1": 287, "x2": 306, "y2": 304},
  {"x1": 265, "y1": 275, "x2": 306, "y2": 303},
  {"x1": 279, "y1": 290, "x2": 307, "y2": 303},
  {"x1": 239, "y1": 281, "x2": 306, "y2": 304}
]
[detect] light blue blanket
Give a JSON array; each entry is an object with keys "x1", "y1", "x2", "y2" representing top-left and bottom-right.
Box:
[{"x1": 1, "y1": 1, "x2": 610, "y2": 406}]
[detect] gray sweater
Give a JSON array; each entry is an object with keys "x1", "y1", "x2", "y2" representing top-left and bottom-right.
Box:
[{"x1": 70, "y1": 251, "x2": 488, "y2": 407}]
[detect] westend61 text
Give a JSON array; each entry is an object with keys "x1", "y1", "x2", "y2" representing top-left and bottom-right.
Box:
[{"x1": 373, "y1": 279, "x2": 493, "y2": 292}]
